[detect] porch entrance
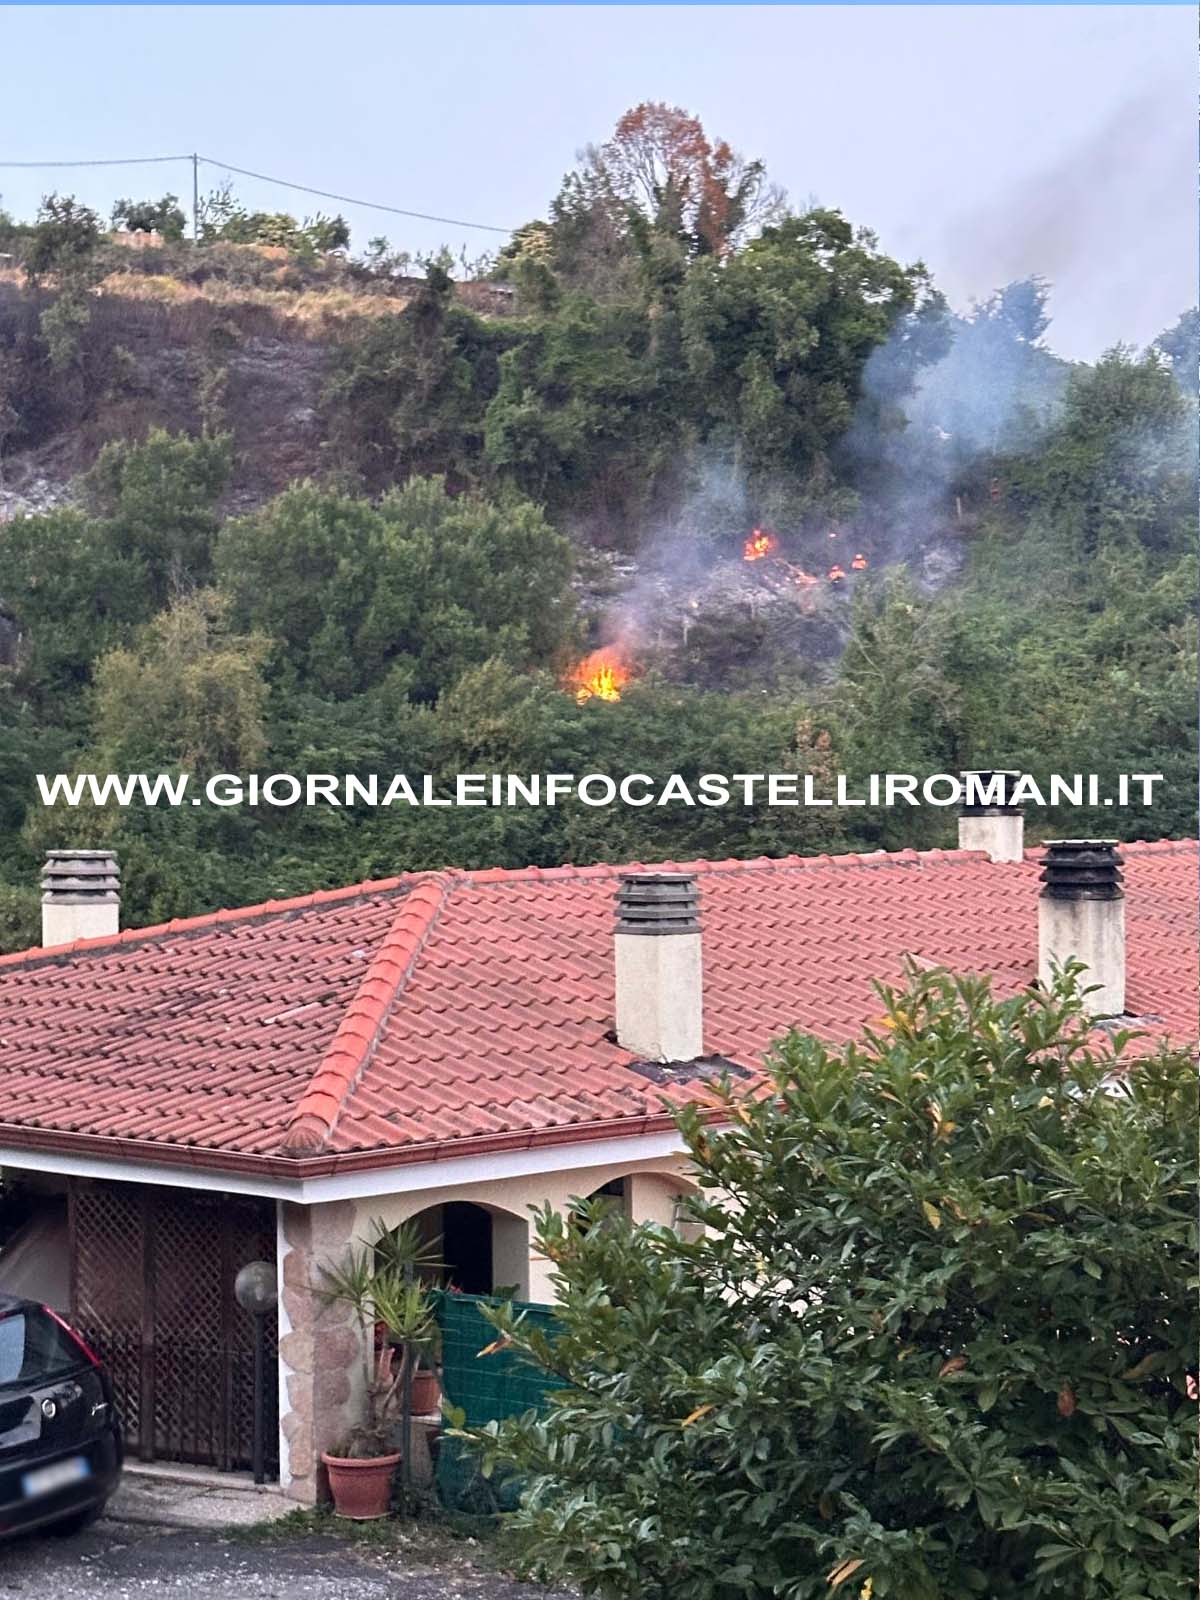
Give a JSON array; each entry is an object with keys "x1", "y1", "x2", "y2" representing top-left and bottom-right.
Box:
[{"x1": 68, "y1": 1181, "x2": 278, "y2": 1476}]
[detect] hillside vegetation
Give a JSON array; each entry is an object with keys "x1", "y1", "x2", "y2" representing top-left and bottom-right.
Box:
[{"x1": 0, "y1": 105, "x2": 1194, "y2": 945}]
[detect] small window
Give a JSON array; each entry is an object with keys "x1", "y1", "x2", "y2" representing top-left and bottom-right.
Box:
[{"x1": 0, "y1": 1309, "x2": 85, "y2": 1386}]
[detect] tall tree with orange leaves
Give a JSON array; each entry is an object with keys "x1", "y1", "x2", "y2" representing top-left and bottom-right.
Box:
[
  {"x1": 510, "y1": 101, "x2": 788, "y2": 299},
  {"x1": 581, "y1": 100, "x2": 785, "y2": 259}
]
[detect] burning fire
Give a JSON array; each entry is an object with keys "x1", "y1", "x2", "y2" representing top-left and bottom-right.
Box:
[
  {"x1": 743, "y1": 528, "x2": 777, "y2": 563},
  {"x1": 571, "y1": 648, "x2": 628, "y2": 704},
  {"x1": 851, "y1": 552, "x2": 869, "y2": 571}
]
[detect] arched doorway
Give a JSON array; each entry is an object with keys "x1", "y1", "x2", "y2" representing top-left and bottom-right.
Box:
[{"x1": 409, "y1": 1201, "x2": 529, "y2": 1300}]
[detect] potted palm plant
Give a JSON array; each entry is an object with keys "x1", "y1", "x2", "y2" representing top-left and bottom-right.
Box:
[{"x1": 318, "y1": 1219, "x2": 441, "y2": 1519}]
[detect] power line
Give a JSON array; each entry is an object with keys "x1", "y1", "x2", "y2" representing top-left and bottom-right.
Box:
[
  {"x1": 0, "y1": 155, "x2": 191, "y2": 169},
  {"x1": 197, "y1": 155, "x2": 512, "y2": 235},
  {"x1": 0, "y1": 150, "x2": 513, "y2": 236}
]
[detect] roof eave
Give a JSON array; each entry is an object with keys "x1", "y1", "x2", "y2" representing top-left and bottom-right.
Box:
[{"x1": 0, "y1": 1107, "x2": 702, "y2": 1190}]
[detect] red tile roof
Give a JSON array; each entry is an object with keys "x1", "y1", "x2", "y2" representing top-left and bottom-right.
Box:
[{"x1": 0, "y1": 842, "x2": 1193, "y2": 1176}]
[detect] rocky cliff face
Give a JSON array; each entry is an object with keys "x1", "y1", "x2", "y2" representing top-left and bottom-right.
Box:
[{"x1": 0, "y1": 278, "x2": 333, "y2": 520}]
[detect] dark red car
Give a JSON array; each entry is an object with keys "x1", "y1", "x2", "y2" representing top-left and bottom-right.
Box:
[{"x1": 0, "y1": 1295, "x2": 122, "y2": 1538}]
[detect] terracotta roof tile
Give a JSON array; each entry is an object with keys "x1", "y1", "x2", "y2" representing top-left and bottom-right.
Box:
[{"x1": 0, "y1": 844, "x2": 1193, "y2": 1171}]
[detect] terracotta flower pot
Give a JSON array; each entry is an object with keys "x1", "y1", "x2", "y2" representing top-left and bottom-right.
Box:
[
  {"x1": 321, "y1": 1450, "x2": 401, "y2": 1520},
  {"x1": 409, "y1": 1367, "x2": 441, "y2": 1415}
]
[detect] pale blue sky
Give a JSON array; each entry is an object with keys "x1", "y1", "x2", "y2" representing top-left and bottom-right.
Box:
[{"x1": 1, "y1": 5, "x2": 1192, "y2": 358}]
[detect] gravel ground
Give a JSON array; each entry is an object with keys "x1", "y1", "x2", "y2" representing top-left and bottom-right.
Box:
[{"x1": 0, "y1": 1516, "x2": 574, "y2": 1599}]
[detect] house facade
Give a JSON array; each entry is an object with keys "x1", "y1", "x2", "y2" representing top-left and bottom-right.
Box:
[{"x1": 0, "y1": 818, "x2": 1193, "y2": 1502}]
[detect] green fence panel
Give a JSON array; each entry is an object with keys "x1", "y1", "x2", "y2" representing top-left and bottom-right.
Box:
[{"x1": 433, "y1": 1290, "x2": 561, "y2": 1513}]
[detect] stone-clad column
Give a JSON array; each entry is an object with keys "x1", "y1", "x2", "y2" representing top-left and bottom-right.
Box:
[{"x1": 276, "y1": 1199, "x2": 367, "y2": 1504}]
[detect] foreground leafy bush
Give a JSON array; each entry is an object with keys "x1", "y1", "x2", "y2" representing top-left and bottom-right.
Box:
[{"x1": 463, "y1": 968, "x2": 1198, "y2": 1599}]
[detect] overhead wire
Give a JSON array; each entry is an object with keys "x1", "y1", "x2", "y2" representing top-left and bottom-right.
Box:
[{"x1": 0, "y1": 151, "x2": 512, "y2": 235}]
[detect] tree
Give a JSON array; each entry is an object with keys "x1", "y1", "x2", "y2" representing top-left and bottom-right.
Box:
[
  {"x1": 0, "y1": 883, "x2": 38, "y2": 954},
  {"x1": 832, "y1": 569, "x2": 973, "y2": 847},
  {"x1": 578, "y1": 102, "x2": 785, "y2": 260},
  {"x1": 196, "y1": 179, "x2": 240, "y2": 240},
  {"x1": 463, "y1": 968, "x2": 1198, "y2": 1599},
  {"x1": 21, "y1": 193, "x2": 101, "y2": 284},
  {"x1": 1003, "y1": 347, "x2": 1193, "y2": 559},
  {"x1": 91, "y1": 590, "x2": 269, "y2": 773},
  {"x1": 84, "y1": 427, "x2": 232, "y2": 593},
  {"x1": 0, "y1": 506, "x2": 147, "y2": 696},
  {"x1": 20, "y1": 194, "x2": 104, "y2": 380},
  {"x1": 195, "y1": 180, "x2": 349, "y2": 254},
  {"x1": 303, "y1": 212, "x2": 351, "y2": 253},
  {"x1": 111, "y1": 194, "x2": 186, "y2": 242},
  {"x1": 0, "y1": 430, "x2": 231, "y2": 699},
  {"x1": 681, "y1": 210, "x2": 938, "y2": 513},
  {"x1": 1152, "y1": 309, "x2": 1198, "y2": 394},
  {"x1": 982, "y1": 277, "x2": 1052, "y2": 347},
  {"x1": 504, "y1": 105, "x2": 785, "y2": 304},
  {"x1": 323, "y1": 268, "x2": 514, "y2": 489},
  {"x1": 901, "y1": 278, "x2": 1070, "y2": 462},
  {"x1": 483, "y1": 293, "x2": 683, "y2": 536},
  {"x1": 215, "y1": 476, "x2": 577, "y2": 700}
]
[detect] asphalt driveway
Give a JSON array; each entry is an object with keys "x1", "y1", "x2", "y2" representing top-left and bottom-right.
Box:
[{"x1": 0, "y1": 1516, "x2": 574, "y2": 1599}]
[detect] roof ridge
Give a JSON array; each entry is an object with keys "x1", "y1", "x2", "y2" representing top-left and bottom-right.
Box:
[
  {"x1": 460, "y1": 845, "x2": 993, "y2": 886},
  {"x1": 1021, "y1": 839, "x2": 1197, "y2": 860},
  {"x1": 0, "y1": 873, "x2": 421, "y2": 971},
  {"x1": 281, "y1": 871, "x2": 460, "y2": 1155}
]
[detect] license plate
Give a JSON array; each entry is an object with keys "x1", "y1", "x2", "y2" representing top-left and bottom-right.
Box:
[{"x1": 21, "y1": 1456, "x2": 90, "y2": 1498}]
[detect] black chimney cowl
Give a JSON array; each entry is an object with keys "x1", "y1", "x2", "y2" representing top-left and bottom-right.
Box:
[
  {"x1": 959, "y1": 770, "x2": 1025, "y2": 817},
  {"x1": 615, "y1": 873, "x2": 700, "y2": 936},
  {"x1": 1039, "y1": 840, "x2": 1124, "y2": 901}
]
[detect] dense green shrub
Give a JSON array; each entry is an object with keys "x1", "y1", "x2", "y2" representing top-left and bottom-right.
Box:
[
  {"x1": 215, "y1": 474, "x2": 577, "y2": 700},
  {"x1": 463, "y1": 969, "x2": 1198, "y2": 1599}
]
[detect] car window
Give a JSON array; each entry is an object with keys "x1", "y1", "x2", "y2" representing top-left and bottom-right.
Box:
[{"x1": 0, "y1": 1309, "x2": 84, "y2": 1385}]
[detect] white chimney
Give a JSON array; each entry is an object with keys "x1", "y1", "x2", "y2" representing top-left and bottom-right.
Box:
[
  {"x1": 41, "y1": 850, "x2": 120, "y2": 947},
  {"x1": 614, "y1": 872, "x2": 702, "y2": 1063},
  {"x1": 1038, "y1": 840, "x2": 1125, "y2": 1017},
  {"x1": 958, "y1": 770, "x2": 1024, "y2": 862}
]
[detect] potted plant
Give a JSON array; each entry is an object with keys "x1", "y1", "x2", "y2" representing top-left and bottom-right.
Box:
[{"x1": 318, "y1": 1219, "x2": 441, "y2": 1519}]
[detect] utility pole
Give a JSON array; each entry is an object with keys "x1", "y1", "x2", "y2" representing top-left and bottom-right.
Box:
[{"x1": 191, "y1": 153, "x2": 200, "y2": 245}]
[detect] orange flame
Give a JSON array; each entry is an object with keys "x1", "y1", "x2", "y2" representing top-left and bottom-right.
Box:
[
  {"x1": 743, "y1": 528, "x2": 776, "y2": 562},
  {"x1": 571, "y1": 648, "x2": 628, "y2": 704},
  {"x1": 851, "y1": 552, "x2": 868, "y2": 571}
]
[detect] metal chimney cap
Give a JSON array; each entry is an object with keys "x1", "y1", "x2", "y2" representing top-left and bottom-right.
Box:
[
  {"x1": 959, "y1": 770, "x2": 1024, "y2": 816},
  {"x1": 41, "y1": 849, "x2": 120, "y2": 904},
  {"x1": 615, "y1": 872, "x2": 700, "y2": 936},
  {"x1": 1039, "y1": 839, "x2": 1123, "y2": 901}
]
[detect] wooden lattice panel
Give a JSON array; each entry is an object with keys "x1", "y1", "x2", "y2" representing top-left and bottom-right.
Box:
[
  {"x1": 72, "y1": 1181, "x2": 277, "y2": 1472},
  {"x1": 150, "y1": 1191, "x2": 228, "y2": 1465},
  {"x1": 73, "y1": 1184, "x2": 145, "y2": 1442}
]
